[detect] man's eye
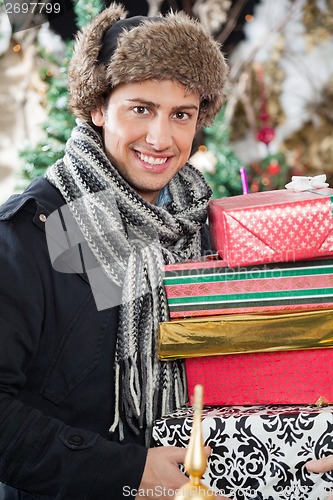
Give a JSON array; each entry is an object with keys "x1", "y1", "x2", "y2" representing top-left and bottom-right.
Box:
[
  {"x1": 133, "y1": 106, "x2": 149, "y2": 115},
  {"x1": 174, "y1": 111, "x2": 190, "y2": 120}
]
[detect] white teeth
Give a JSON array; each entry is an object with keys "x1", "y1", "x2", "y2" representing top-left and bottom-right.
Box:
[{"x1": 137, "y1": 152, "x2": 168, "y2": 165}]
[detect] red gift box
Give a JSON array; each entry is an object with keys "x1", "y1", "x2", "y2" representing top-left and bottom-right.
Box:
[
  {"x1": 208, "y1": 188, "x2": 333, "y2": 267},
  {"x1": 185, "y1": 348, "x2": 333, "y2": 406}
]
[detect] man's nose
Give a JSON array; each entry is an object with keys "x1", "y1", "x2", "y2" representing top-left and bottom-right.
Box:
[{"x1": 145, "y1": 115, "x2": 173, "y2": 151}]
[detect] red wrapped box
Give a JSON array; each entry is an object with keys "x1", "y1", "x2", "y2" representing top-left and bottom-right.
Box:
[
  {"x1": 208, "y1": 188, "x2": 333, "y2": 267},
  {"x1": 185, "y1": 348, "x2": 333, "y2": 406},
  {"x1": 164, "y1": 256, "x2": 333, "y2": 318}
]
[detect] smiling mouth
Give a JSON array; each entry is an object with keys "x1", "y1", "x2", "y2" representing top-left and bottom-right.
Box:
[{"x1": 136, "y1": 151, "x2": 169, "y2": 166}]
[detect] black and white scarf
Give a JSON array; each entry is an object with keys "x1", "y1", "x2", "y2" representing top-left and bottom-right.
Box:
[{"x1": 46, "y1": 121, "x2": 212, "y2": 443}]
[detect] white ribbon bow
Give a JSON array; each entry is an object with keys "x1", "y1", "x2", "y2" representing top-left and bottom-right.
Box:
[{"x1": 285, "y1": 174, "x2": 329, "y2": 192}]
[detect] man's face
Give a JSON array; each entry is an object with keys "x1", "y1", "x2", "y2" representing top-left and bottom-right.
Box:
[{"x1": 90, "y1": 79, "x2": 200, "y2": 204}]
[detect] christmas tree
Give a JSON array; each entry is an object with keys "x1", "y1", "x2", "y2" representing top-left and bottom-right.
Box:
[
  {"x1": 190, "y1": 107, "x2": 243, "y2": 199},
  {"x1": 18, "y1": 0, "x2": 104, "y2": 188}
]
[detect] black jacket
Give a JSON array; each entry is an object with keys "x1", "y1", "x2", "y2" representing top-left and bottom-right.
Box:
[{"x1": 0, "y1": 177, "x2": 211, "y2": 499}]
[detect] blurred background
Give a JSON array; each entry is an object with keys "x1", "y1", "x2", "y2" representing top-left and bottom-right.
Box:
[{"x1": 1, "y1": 0, "x2": 333, "y2": 203}]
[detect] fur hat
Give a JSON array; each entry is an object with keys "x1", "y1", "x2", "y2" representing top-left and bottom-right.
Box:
[{"x1": 68, "y1": 2, "x2": 229, "y2": 128}]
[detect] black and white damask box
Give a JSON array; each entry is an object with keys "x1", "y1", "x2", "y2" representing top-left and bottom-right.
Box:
[{"x1": 152, "y1": 405, "x2": 333, "y2": 500}]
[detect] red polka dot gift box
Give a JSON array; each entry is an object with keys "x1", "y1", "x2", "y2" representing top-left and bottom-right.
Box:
[{"x1": 208, "y1": 188, "x2": 333, "y2": 268}]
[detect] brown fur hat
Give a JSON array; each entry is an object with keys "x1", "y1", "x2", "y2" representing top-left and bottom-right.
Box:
[{"x1": 68, "y1": 2, "x2": 229, "y2": 128}]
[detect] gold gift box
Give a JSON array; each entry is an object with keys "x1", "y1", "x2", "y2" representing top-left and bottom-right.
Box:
[{"x1": 158, "y1": 309, "x2": 333, "y2": 360}]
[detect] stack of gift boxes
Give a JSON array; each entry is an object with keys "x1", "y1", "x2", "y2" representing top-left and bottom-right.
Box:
[{"x1": 153, "y1": 186, "x2": 333, "y2": 499}]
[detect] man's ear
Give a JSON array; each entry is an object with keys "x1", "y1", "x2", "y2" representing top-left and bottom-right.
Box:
[{"x1": 90, "y1": 105, "x2": 105, "y2": 127}]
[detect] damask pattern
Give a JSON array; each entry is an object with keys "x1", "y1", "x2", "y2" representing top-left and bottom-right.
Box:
[{"x1": 152, "y1": 405, "x2": 333, "y2": 500}]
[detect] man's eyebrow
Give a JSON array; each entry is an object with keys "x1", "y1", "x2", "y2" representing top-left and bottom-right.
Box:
[
  {"x1": 126, "y1": 98, "x2": 199, "y2": 111},
  {"x1": 126, "y1": 98, "x2": 157, "y2": 107}
]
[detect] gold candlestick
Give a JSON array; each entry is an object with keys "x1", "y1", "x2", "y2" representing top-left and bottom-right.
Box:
[{"x1": 175, "y1": 384, "x2": 215, "y2": 499}]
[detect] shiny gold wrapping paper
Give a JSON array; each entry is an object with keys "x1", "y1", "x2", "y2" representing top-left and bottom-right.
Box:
[{"x1": 158, "y1": 309, "x2": 333, "y2": 360}]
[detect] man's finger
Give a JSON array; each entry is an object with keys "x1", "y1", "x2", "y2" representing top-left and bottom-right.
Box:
[{"x1": 306, "y1": 456, "x2": 333, "y2": 473}]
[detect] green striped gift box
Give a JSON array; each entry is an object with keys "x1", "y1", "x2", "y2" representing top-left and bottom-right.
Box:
[{"x1": 163, "y1": 257, "x2": 333, "y2": 318}]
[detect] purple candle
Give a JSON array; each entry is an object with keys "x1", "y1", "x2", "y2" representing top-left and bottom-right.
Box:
[{"x1": 240, "y1": 166, "x2": 249, "y2": 194}]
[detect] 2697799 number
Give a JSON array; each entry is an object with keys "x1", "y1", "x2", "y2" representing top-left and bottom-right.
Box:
[{"x1": 5, "y1": 2, "x2": 61, "y2": 14}]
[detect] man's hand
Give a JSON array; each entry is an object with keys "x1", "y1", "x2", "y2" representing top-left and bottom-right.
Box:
[
  {"x1": 306, "y1": 457, "x2": 333, "y2": 500},
  {"x1": 306, "y1": 455, "x2": 333, "y2": 473},
  {"x1": 137, "y1": 446, "x2": 231, "y2": 499}
]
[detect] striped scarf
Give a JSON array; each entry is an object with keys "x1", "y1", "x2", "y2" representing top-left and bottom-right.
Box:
[{"x1": 46, "y1": 121, "x2": 212, "y2": 444}]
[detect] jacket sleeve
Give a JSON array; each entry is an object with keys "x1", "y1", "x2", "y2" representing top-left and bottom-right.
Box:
[{"x1": 0, "y1": 218, "x2": 147, "y2": 499}]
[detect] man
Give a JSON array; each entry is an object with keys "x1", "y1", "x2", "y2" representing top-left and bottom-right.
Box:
[{"x1": 0, "y1": 3, "x2": 229, "y2": 498}]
